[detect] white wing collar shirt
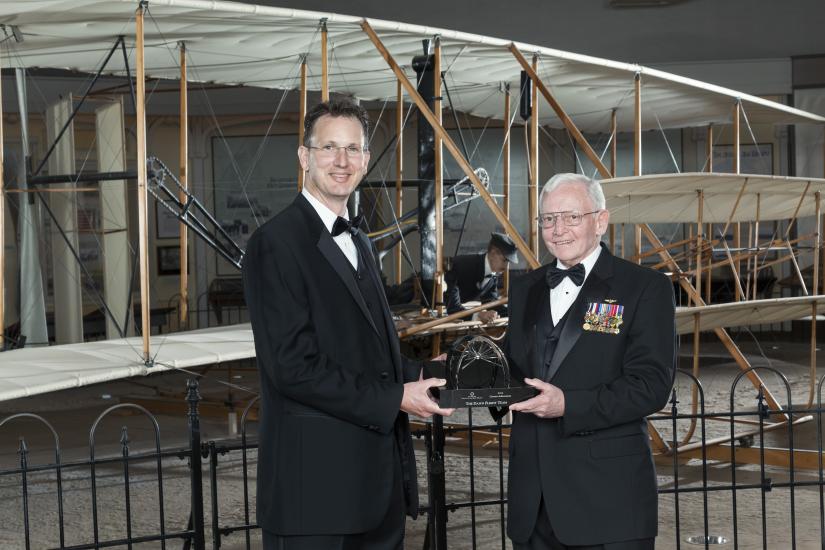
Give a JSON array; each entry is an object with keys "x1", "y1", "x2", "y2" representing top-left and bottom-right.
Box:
[
  {"x1": 301, "y1": 188, "x2": 359, "y2": 270},
  {"x1": 550, "y1": 244, "x2": 602, "y2": 326}
]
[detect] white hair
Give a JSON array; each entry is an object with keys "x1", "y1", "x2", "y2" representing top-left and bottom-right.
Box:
[{"x1": 539, "y1": 173, "x2": 606, "y2": 211}]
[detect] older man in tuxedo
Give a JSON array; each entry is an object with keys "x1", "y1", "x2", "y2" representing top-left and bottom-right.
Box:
[
  {"x1": 243, "y1": 99, "x2": 452, "y2": 549},
  {"x1": 505, "y1": 173, "x2": 676, "y2": 549}
]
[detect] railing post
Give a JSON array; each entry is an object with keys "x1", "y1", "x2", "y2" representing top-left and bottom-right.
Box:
[
  {"x1": 187, "y1": 379, "x2": 206, "y2": 550},
  {"x1": 210, "y1": 441, "x2": 221, "y2": 549},
  {"x1": 18, "y1": 437, "x2": 30, "y2": 550},
  {"x1": 120, "y1": 427, "x2": 133, "y2": 546}
]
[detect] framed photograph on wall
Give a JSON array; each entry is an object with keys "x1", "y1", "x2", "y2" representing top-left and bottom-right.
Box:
[
  {"x1": 156, "y1": 202, "x2": 180, "y2": 239},
  {"x1": 157, "y1": 245, "x2": 182, "y2": 276}
]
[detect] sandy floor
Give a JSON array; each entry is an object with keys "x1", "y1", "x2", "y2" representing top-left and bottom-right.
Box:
[{"x1": 0, "y1": 333, "x2": 823, "y2": 549}]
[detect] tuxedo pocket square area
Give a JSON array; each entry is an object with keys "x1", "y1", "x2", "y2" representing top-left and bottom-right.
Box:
[{"x1": 582, "y1": 301, "x2": 624, "y2": 335}]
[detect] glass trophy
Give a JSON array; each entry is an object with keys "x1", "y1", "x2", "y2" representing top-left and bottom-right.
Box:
[{"x1": 436, "y1": 335, "x2": 538, "y2": 408}]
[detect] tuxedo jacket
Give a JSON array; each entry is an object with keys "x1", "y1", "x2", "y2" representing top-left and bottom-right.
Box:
[
  {"x1": 505, "y1": 245, "x2": 676, "y2": 546},
  {"x1": 242, "y1": 194, "x2": 421, "y2": 536},
  {"x1": 444, "y1": 253, "x2": 503, "y2": 314}
]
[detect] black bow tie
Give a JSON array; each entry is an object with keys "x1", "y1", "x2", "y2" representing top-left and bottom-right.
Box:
[
  {"x1": 546, "y1": 263, "x2": 585, "y2": 288},
  {"x1": 331, "y1": 214, "x2": 363, "y2": 237}
]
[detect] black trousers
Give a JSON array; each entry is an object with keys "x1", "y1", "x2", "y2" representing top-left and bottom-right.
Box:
[
  {"x1": 262, "y1": 449, "x2": 406, "y2": 550},
  {"x1": 513, "y1": 497, "x2": 654, "y2": 550}
]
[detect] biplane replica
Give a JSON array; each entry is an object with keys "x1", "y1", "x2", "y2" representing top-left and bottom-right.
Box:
[{"x1": 0, "y1": 0, "x2": 823, "y2": 472}]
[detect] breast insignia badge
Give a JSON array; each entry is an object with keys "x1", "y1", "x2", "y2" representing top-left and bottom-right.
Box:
[{"x1": 583, "y1": 302, "x2": 624, "y2": 334}]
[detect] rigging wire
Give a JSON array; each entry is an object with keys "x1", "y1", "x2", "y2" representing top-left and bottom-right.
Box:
[{"x1": 653, "y1": 112, "x2": 681, "y2": 174}]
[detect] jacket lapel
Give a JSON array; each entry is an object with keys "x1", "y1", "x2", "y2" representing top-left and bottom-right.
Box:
[
  {"x1": 522, "y1": 268, "x2": 549, "y2": 379},
  {"x1": 545, "y1": 247, "x2": 613, "y2": 382},
  {"x1": 316, "y1": 232, "x2": 379, "y2": 336},
  {"x1": 354, "y1": 231, "x2": 405, "y2": 379},
  {"x1": 294, "y1": 194, "x2": 380, "y2": 336}
]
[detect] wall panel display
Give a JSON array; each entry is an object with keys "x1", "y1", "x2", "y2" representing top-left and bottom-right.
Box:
[
  {"x1": 212, "y1": 134, "x2": 298, "y2": 275},
  {"x1": 713, "y1": 144, "x2": 773, "y2": 175}
]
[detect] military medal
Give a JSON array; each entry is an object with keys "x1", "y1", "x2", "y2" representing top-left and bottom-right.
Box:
[{"x1": 583, "y1": 302, "x2": 624, "y2": 334}]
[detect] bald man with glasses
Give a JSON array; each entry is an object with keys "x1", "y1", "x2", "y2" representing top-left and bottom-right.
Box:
[{"x1": 504, "y1": 173, "x2": 676, "y2": 550}]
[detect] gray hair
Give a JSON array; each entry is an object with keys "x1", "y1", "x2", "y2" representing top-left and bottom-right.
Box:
[{"x1": 539, "y1": 173, "x2": 606, "y2": 211}]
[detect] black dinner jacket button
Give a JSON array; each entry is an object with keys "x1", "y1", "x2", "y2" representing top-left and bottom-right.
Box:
[{"x1": 380, "y1": 371, "x2": 390, "y2": 380}]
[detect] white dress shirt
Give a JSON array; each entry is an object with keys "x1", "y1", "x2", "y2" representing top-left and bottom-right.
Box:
[
  {"x1": 472, "y1": 253, "x2": 496, "y2": 321},
  {"x1": 302, "y1": 189, "x2": 358, "y2": 269},
  {"x1": 550, "y1": 245, "x2": 602, "y2": 325},
  {"x1": 478, "y1": 253, "x2": 494, "y2": 288}
]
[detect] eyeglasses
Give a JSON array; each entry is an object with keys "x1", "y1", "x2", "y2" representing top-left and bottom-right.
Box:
[
  {"x1": 536, "y1": 210, "x2": 600, "y2": 228},
  {"x1": 307, "y1": 144, "x2": 368, "y2": 158}
]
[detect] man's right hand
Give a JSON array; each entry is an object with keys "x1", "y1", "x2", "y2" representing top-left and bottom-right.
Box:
[
  {"x1": 401, "y1": 377, "x2": 455, "y2": 418},
  {"x1": 478, "y1": 310, "x2": 499, "y2": 324}
]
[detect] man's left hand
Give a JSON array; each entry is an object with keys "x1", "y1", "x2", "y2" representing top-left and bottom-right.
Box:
[{"x1": 508, "y1": 378, "x2": 565, "y2": 418}]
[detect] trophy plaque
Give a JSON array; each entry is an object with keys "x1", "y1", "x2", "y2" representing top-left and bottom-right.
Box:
[{"x1": 436, "y1": 335, "x2": 538, "y2": 408}]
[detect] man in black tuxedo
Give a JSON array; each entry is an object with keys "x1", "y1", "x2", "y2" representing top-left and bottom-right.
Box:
[
  {"x1": 243, "y1": 99, "x2": 453, "y2": 549},
  {"x1": 505, "y1": 173, "x2": 676, "y2": 549},
  {"x1": 444, "y1": 232, "x2": 519, "y2": 322}
]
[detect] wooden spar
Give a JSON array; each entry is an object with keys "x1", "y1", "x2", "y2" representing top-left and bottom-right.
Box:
[
  {"x1": 787, "y1": 238, "x2": 808, "y2": 295},
  {"x1": 784, "y1": 180, "x2": 812, "y2": 239},
  {"x1": 433, "y1": 38, "x2": 444, "y2": 312},
  {"x1": 669, "y1": 240, "x2": 809, "y2": 276},
  {"x1": 297, "y1": 57, "x2": 307, "y2": 192},
  {"x1": 696, "y1": 190, "x2": 703, "y2": 306},
  {"x1": 0, "y1": 50, "x2": 4, "y2": 338},
  {"x1": 136, "y1": 5, "x2": 151, "y2": 361},
  {"x1": 809, "y1": 301, "x2": 818, "y2": 408},
  {"x1": 510, "y1": 45, "x2": 610, "y2": 178},
  {"x1": 705, "y1": 222, "x2": 713, "y2": 303},
  {"x1": 320, "y1": 19, "x2": 329, "y2": 102},
  {"x1": 361, "y1": 20, "x2": 539, "y2": 269},
  {"x1": 178, "y1": 42, "x2": 189, "y2": 326},
  {"x1": 706, "y1": 124, "x2": 713, "y2": 172},
  {"x1": 752, "y1": 193, "x2": 761, "y2": 300},
  {"x1": 745, "y1": 220, "x2": 753, "y2": 300},
  {"x1": 814, "y1": 191, "x2": 821, "y2": 295},
  {"x1": 718, "y1": 176, "x2": 748, "y2": 302},
  {"x1": 633, "y1": 236, "x2": 698, "y2": 259},
  {"x1": 674, "y1": 417, "x2": 812, "y2": 459},
  {"x1": 640, "y1": 223, "x2": 787, "y2": 417},
  {"x1": 720, "y1": 177, "x2": 749, "y2": 238},
  {"x1": 719, "y1": 237, "x2": 746, "y2": 300},
  {"x1": 633, "y1": 72, "x2": 642, "y2": 263},
  {"x1": 734, "y1": 222, "x2": 742, "y2": 300},
  {"x1": 674, "y1": 311, "x2": 703, "y2": 446},
  {"x1": 633, "y1": 73, "x2": 642, "y2": 176},
  {"x1": 733, "y1": 100, "x2": 740, "y2": 174},
  {"x1": 394, "y1": 80, "x2": 403, "y2": 284},
  {"x1": 503, "y1": 84, "x2": 511, "y2": 295},
  {"x1": 529, "y1": 55, "x2": 539, "y2": 258},
  {"x1": 398, "y1": 298, "x2": 507, "y2": 338}
]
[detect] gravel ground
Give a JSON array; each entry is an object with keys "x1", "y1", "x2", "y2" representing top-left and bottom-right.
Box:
[{"x1": 0, "y1": 335, "x2": 824, "y2": 549}]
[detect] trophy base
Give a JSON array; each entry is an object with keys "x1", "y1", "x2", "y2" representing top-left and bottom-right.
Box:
[{"x1": 436, "y1": 386, "x2": 539, "y2": 408}]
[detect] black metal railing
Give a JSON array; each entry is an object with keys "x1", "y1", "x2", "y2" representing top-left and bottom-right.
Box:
[{"x1": 2, "y1": 369, "x2": 825, "y2": 549}]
